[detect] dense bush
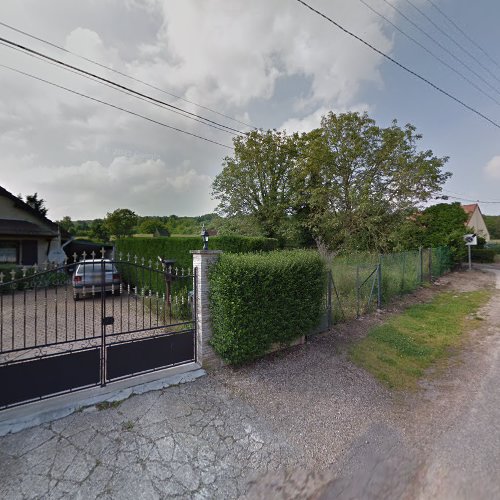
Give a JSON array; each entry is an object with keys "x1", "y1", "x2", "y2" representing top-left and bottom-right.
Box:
[
  {"x1": 115, "y1": 235, "x2": 279, "y2": 272},
  {"x1": 485, "y1": 243, "x2": 500, "y2": 254},
  {"x1": 209, "y1": 250, "x2": 327, "y2": 365},
  {"x1": 471, "y1": 248, "x2": 496, "y2": 263}
]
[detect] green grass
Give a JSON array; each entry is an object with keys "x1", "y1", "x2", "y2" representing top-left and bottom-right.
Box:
[
  {"x1": 349, "y1": 290, "x2": 491, "y2": 390},
  {"x1": 96, "y1": 400, "x2": 122, "y2": 411}
]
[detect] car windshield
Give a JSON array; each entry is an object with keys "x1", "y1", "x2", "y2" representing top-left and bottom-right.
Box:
[{"x1": 77, "y1": 263, "x2": 115, "y2": 273}]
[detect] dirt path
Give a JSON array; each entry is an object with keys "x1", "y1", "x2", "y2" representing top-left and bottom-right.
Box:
[
  {"x1": 316, "y1": 267, "x2": 500, "y2": 499},
  {"x1": 243, "y1": 267, "x2": 500, "y2": 499},
  {"x1": 409, "y1": 267, "x2": 500, "y2": 499}
]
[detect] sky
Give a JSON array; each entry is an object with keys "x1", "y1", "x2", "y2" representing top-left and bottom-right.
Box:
[{"x1": 0, "y1": 0, "x2": 500, "y2": 220}]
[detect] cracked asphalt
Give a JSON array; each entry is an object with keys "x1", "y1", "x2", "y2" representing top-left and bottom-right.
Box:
[
  {"x1": 0, "y1": 379, "x2": 302, "y2": 499},
  {"x1": 1, "y1": 267, "x2": 499, "y2": 499}
]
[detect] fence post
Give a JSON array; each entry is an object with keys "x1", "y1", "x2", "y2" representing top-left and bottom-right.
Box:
[
  {"x1": 327, "y1": 270, "x2": 332, "y2": 329},
  {"x1": 419, "y1": 246, "x2": 423, "y2": 284},
  {"x1": 356, "y1": 265, "x2": 360, "y2": 318},
  {"x1": 377, "y1": 258, "x2": 382, "y2": 309},
  {"x1": 428, "y1": 248, "x2": 432, "y2": 282},
  {"x1": 402, "y1": 252, "x2": 406, "y2": 292},
  {"x1": 190, "y1": 249, "x2": 223, "y2": 370}
]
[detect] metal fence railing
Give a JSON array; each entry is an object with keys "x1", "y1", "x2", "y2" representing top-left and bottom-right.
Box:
[{"x1": 321, "y1": 246, "x2": 452, "y2": 328}]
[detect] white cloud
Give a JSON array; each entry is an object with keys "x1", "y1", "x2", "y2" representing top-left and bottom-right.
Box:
[
  {"x1": 484, "y1": 155, "x2": 500, "y2": 179},
  {"x1": 0, "y1": 0, "x2": 399, "y2": 219},
  {"x1": 280, "y1": 103, "x2": 372, "y2": 133}
]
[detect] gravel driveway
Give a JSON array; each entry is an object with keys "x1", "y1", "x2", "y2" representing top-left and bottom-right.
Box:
[{"x1": 1, "y1": 268, "x2": 499, "y2": 499}]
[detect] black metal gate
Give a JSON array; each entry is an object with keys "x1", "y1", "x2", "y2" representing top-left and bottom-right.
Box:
[{"x1": 0, "y1": 251, "x2": 196, "y2": 409}]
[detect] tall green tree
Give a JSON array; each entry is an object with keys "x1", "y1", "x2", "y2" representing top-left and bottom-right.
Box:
[
  {"x1": 90, "y1": 219, "x2": 110, "y2": 242},
  {"x1": 138, "y1": 218, "x2": 170, "y2": 235},
  {"x1": 419, "y1": 202, "x2": 468, "y2": 264},
  {"x1": 104, "y1": 209, "x2": 138, "y2": 239},
  {"x1": 57, "y1": 216, "x2": 75, "y2": 234},
  {"x1": 212, "y1": 129, "x2": 298, "y2": 239},
  {"x1": 484, "y1": 215, "x2": 500, "y2": 239},
  {"x1": 294, "y1": 112, "x2": 450, "y2": 252}
]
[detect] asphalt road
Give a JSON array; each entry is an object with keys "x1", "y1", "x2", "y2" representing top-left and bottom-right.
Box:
[
  {"x1": 316, "y1": 267, "x2": 500, "y2": 500},
  {"x1": 412, "y1": 267, "x2": 500, "y2": 499}
]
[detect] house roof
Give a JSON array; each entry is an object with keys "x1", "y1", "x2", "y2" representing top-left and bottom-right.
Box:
[
  {"x1": 0, "y1": 185, "x2": 59, "y2": 233},
  {"x1": 462, "y1": 203, "x2": 479, "y2": 223},
  {"x1": 462, "y1": 203, "x2": 477, "y2": 215},
  {"x1": 0, "y1": 219, "x2": 58, "y2": 237}
]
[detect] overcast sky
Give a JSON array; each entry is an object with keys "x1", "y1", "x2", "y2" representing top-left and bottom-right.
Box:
[{"x1": 1, "y1": 0, "x2": 500, "y2": 220}]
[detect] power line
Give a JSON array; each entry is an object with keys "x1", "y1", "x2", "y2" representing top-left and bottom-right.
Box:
[
  {"x1": 403, "y1": 0, "x2": 500, "y2": 87},
  {"x1": 379, "y1": 0, "x2": 500, "y2": 98},
  {"x1": 440, "y1": 194, "x2": 500, "y2": 204},
  {"x1": 0, "y1": 63, "x2": 233, "y2": 150},
  {"x1": 0, "y1": 20, "x2": 255, "y2": 130},
  {"x1": 442, "y1": 189, "x2": 500, "y2": 203},
  {"x1": 424, "y1": 0, "x2": 500, "y2": 74},
  {"x1": 358, "y1": 0, "x2": 500, "y2": 107},
  {"x1": 0, "y1": 40, "x2": 236, "y2": 136},
  {"x1": 295, "y1": 0, "x2": 500, "y2": 131},
  {"x1": 0, "y1": 36, "x2": 245, "y2": 136}
]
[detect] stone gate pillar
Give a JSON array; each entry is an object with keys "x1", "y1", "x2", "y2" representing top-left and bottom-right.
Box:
[{"x1": 190, "y1": 250, "x2": 223, "y2": 370}]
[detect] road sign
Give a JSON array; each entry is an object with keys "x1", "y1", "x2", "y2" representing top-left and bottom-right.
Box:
[{"x1": 464, "y1": 234, "x2": 477, "y2": 246}]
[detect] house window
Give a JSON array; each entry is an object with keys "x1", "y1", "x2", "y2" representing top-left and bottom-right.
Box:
[{"x1": 0, "y1": 241, "x2": 19, "y2": 264}]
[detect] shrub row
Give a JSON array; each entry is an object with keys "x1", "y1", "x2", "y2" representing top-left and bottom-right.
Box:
[
  {"x1": 209, "y1": 250, "x2": 327, "y2": 365},
  {"x1": 485, "y1": 243, "x2": 500, "y2": 254},
  {"x1": 471, "y1": 248, "x2": 496, "y2": 263},
  {"x1": 115, "y1": 235, "x2": 279, "y2": 272}
]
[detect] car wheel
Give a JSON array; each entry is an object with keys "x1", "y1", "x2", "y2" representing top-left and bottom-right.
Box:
[{"x1": 73, "y1": 293, "x2": 80, "y2": 301}]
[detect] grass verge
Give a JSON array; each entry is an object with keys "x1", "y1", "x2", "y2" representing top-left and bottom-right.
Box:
[{"x1": 349, "y1": 290, "x2": 491, "y2": 390}]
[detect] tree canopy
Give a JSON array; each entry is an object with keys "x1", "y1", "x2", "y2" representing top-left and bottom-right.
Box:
[
  {"x1": 137, "y1": 218, "x2": 170, "y2": 236},
  {"x1": 211, "y1": 112, "x2": 451, "y2": 252},
  {"x1": 104, "y1": 209, "x2": 138, "y2": 239},
  {"x1": 19, "y1": 192, "x2": 48, "y2": 217},
  {"x1": 212, "y1": 129, "x2": 298, "y2": 240}
]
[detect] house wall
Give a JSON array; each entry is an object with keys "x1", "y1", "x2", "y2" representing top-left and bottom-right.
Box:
[
  {"x1": 0, "y1": 196, "x2": 55, "y2": 264},
  {"x1": 468, "y1": 209, "x2": 490, "y2": 242}
]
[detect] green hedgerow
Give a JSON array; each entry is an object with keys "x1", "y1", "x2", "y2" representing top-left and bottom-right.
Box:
[{"x1": 209, "y1": 250, "x2": 327, "y2": 365}]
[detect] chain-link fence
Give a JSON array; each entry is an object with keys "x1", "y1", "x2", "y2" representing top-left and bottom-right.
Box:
[{"x1": 321, "y1": 246, "x2": 452, "y2": 327}]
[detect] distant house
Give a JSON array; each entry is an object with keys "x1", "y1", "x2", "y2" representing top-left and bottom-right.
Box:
[
  {"x1": 154, "y1": 228, "x2": 170, "y2": 238},
  {"x1": 462, "y1": 203, "x2": 490, "y2": 242},
  {"x1": 0, "y1": 186, "x2": 63, "y2": 265}
]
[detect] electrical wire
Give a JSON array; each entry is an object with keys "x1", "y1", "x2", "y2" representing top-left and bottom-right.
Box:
[
  {"x1": 379, "y1": 0, "x2": 500, "y2": 98},
  {"x1": 295, "y1": 0, "x2": 500, "y2": 131},
  {"x1": 403, "y1": 0, "x2": 500, "y2": 86},
  {"x1": 424, "y1": 0, "x2": 500, "y2": 73},
  {"x1": 0, "y1": 20, "x2": 255, "y2": 130},
  {"x1": 0, "y1": 41, "x2": 237, "y2": 136},
  {"x1": 358, "y1": 0, "x2": 500, "y2": 107},
  {"x1": 0, "y1": 63, "x2": 233, "y2": 150},
  {"x1": 0, "y1": 36, "x2": 245, "y2": 136},
  {"x1": 440, "y1": 194, "x2": 500, "y2": 204}
]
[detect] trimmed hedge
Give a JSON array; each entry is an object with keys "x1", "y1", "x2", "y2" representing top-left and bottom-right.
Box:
[
  {"x1": 115, "y1": 235, "x2": 279, "y2": 272},
  {"x1": 471, "y1": 248, "x2": 496, "y2": 263},
  {"x1": 209, "y1": 250, "x2": 327, "y2": 365}
]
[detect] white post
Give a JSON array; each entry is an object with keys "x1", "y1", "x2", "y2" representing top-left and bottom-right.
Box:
[
  {"x1": 468, "y1": 244, "x2": 472, "y2": 271},
  {"x1": 190, "y1": 250, "x2": 223, "y2": 370}
]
